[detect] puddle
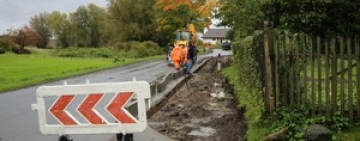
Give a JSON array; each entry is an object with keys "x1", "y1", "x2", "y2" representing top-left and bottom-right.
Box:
[
  {"x1": 210, "y1": 91, "x2": 225, "y2": 98},
  {"x1": 188, "y1": 127, "x2": 216, "y2": 137}
]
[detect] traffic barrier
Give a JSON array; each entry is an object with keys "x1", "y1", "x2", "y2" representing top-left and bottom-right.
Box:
[{"x1": 32, "y1": 56, "x2": 209, "y2": 141}]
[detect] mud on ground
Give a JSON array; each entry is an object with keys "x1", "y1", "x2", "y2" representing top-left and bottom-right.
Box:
[{"x1": 149, "y1": 58, "x2": 247, "y2": 141}]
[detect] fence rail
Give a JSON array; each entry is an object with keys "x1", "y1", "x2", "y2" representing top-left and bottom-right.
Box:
[{"x1": 262, "y1": 25, "x2": 360, "y2": 123}]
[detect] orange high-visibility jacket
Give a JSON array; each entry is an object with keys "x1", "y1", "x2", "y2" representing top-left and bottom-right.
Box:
[
  {"x1": 171, "y1": 46, "x2": 186, "y2": 61},
  {"x1": 181, "y1": 47, "x2": 188, "y2": 62}
]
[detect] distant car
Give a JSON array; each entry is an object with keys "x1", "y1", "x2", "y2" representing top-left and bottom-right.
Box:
[{"x1": 222, "y1": 42, "x2": 231, "y2": 50}]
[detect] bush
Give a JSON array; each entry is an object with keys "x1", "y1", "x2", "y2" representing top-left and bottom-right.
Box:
[
  {"x1": 114, "y1": 41, "x2": 164, "y2": 58},
  {"x1": 0, "y1": 36, "x2": 15, "y2": 51},
  {"x1": 222, "y1": 35, "x2": 269, "y2": 141},
  {"x1": 0, "y1": 47, "x2": 5, "y2": 54},
  {"x1": 114, "y1": 42, "x2": 130, "y2": 51},
  {"x1": 52, "y1": 47, "x2": 115, "y2": 58},
  {"x1": 53, "y1": 41, "x2": 164, "y2": 58},
  {"x1": 270, "y1": 107, "x2": 349, "y2": 140},
  {"x1": 143, "y1": 41, "x2": 159, "y2": 49}
]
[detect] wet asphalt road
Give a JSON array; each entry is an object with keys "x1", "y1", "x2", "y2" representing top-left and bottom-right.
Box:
[{"x1": 0, "y1": 49, "x2": 232, "y2": 141}]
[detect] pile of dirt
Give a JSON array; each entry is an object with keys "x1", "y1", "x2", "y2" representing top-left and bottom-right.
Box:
[{"x1": 149, "y1": 57, "x2": 246, "y2": 141}]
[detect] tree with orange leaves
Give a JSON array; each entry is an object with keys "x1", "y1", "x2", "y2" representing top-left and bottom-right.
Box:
[{"x1": 155, "y1": 0, "x2": 218, "y2": 33}]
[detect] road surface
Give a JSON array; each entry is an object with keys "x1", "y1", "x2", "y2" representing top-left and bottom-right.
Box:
[{"x1": 0, "y1": 49, "x2": 232, "y2": 141}]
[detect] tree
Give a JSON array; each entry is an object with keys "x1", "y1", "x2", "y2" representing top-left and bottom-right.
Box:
[
  {"x1": 215, "y1": 0, "x2": 266, "y2": 39},
  {"x1": 262, "y1": 0, "x2": 360, "y2": 36},
  {"x1": 46, "y1": 11, "x2": 62, "y2": 32},
  {"x1": 9, "y1": 26, "x2": 41, "y2": 53},
  {"x1": 69, "y1": 4, "x2": 109, "y2": 47},
  {"x1": 108, "y1": 0, "x2": 157, "y2": 42},
  {"x1": 156, "y1": 0, "x2": 218, "y2": 31},
  {"x1": 155, "y1": 3, "x2": 196, "y2": 46},
  {"x1": 30, "y1": 12, "x2": 52, "y2": 48},
  {"x1": 155, "y1": 0, "x2": 219, "y2": 45},
  {"x1": 73, "y1": 6, "x2": 91, "y2": 47},
  {"x1": 47, "y1": 11, "x2": 72, "y2": 48},
  {"x1": 88, "y1": 4, "x2": 107, "y2": 47}
]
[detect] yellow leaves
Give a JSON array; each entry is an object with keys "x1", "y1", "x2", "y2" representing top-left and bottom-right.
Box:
[
  {"x1": 208, "y1": 0, "x2": 218, "y2": 7},
  {"x1": 195, "y1": 0, "x2": 218, "y2": 29},
  {"x1": 178, "y1": 0, "x2": 192, "y2": 7}
]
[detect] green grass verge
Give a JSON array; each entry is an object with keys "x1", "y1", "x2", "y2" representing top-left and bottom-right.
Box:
[
  {"x1": 0, "y1": 52, "x2": 164, "y2": 93},
  {"x1": 222, "y1": 66, "x2": 270, "y2": 141}
]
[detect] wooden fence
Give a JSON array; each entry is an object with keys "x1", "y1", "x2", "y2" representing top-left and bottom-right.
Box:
[{"x1": 262, "y1": 24, "x2": 360, "y2": 123}]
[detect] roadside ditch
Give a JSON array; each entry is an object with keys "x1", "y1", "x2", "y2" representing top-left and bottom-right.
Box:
[{"x1": 147, "y1": 56, "x2": 247, "y2": 141}]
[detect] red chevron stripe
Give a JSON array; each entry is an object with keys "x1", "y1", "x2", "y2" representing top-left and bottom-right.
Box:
[
  {"x1": 49, "y1": 95, "x2": 77, "y2": 125},
  {"x1": 78, "y1": 93, "x2": 105, "y2": 124},
  {"x1": 107, "y1": 92, "x2": 136, "y2": 123}
]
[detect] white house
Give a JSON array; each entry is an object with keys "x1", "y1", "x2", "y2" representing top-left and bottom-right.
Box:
[{"x1": 201, "y1": 28, "x2": 230, "y2": 44}]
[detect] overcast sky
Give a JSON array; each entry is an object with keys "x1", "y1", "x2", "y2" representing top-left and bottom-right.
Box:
[{"x1": 0, "y1": 0, "x2": 107, "y2": 34}]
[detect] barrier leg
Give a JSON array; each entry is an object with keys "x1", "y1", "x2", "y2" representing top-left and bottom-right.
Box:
[
  {"x1": 116, "y1": 133, "x2": 123, "y2": 141},
  {"x1": 59, "y1": 135, "x2": 72, "y2": 141},
  {"x1": 124, "y1": 134, "x2": 133, "y2": 141},
  {"x1": 116, "y1": 133, "x2": 133, "y2": 141}
]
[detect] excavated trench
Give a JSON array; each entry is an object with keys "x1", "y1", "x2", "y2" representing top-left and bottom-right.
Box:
[{"x1": 148, "y1": 57, "x2": 247, "y2": 141}]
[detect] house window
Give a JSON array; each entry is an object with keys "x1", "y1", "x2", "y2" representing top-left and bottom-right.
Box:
[{"x1": 212, "y1": 38, "x2": 216, "y2": 41}]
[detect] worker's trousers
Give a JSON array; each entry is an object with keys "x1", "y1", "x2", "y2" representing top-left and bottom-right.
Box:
[{"x1": 186, "y1": 59, "x2": 193, "y2": 74}]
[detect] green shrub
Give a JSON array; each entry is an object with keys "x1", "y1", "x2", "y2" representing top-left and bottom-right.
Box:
[
  {"x1": 270, "y1": 107, "x2": 349, "y2": 141},
  {"x1": 114, "y1": 42, "x2": 130, "y2": 51},
  {"x1": 117, "y1": 41, "x2": 164, "y2": 58},
  {"x1": 53, "y1": 41, "x2": 164, "y2": 58},
  {"x1": 52, "y1": 47, "x2": 116, "y2": 58},
  {"x1": 130, "y1": 43, "x2": 148, "y2": 57},
  {"x1": 0, "y1": 47, "x2": 5, "y2": 54},
  {"x1": 222, "y1": 35, "x2": 270, "y2": 141},
  {"x1": 0, "y1": 36, "x2": 15, "y2": 51},
  {"x1": 143, "y1": 41, "x2": 159, "y2": 49}
]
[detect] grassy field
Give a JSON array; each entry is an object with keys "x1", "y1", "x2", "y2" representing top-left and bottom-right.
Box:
[{"x1": 0, "y1": 52, "x2": 164, "y2": 93}]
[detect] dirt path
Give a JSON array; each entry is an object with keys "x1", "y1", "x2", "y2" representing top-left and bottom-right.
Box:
[{"x1": 149, "y1": 58, "x2": 247, "y2": 141}]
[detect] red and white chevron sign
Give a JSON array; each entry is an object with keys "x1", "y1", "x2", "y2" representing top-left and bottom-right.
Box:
[{"x1": 32, "y1": 81, "x2": 150, "y2": 135}]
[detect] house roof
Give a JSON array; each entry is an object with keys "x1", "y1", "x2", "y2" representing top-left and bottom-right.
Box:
[{"x1": 202, "y1": 29, "x2": 230, "y2": 38}]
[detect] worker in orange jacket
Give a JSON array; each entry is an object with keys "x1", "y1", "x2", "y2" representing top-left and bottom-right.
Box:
[{"x1": 171, "y1": 44, "x2": 187, "y2": 71}]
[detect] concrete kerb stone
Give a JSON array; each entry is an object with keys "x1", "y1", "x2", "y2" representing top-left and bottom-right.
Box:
[
  {"x1": 150, "y1": 82, "x2": 157, "y2": 97},
  {"x1": 161, "y1": 75, "x2": 169, "y2": 91},
  {"x1": 166, "y1": 73, "x2": 172, "y2": 82},
  {"x1": 173, "y1": 71, "x2": 180, "y2": 79},
  {"x1": 155, "y1": 73, "x2": 171, "y2": 94}
]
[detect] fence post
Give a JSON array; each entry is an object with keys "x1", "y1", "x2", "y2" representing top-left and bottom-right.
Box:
[{"x1": 264, "y1": 21, "x2": 275, "y2": 116}]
